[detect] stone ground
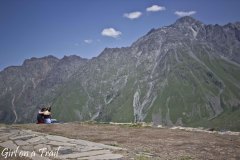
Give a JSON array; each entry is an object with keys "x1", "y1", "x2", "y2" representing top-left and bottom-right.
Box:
[
  {"x1": 1, "y1": 123, "x2": 240, "y2": 160},
  {"x1": 0, "y1": 126, "x2": 123, "y2": 160},
  {"x1": 13, "y1": 123, "x2": 240, "y2": 160}
]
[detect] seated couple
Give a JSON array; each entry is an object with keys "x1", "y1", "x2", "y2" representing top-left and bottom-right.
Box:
[{"x1": 37, "y1": 107, "x2": 57, "y2": 124}]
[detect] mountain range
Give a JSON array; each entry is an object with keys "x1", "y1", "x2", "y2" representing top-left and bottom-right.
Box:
[{"x1": 1, "y1": 16, "x2": 240, "y2": 131}]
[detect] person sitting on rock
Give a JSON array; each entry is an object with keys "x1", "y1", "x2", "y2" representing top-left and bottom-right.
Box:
[
  {"x1": 37, "y1": 106, "x2": 57, "y2": 124},
  {"x1": 43, "y1": 109, "x2": 52, "y2": 124},
  {"x1": 37, "y1": 107, "x2": 47, "y2": 124}
]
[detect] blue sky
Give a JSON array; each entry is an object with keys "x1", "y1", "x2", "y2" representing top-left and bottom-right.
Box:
[{"x1": 0, "y1": 0, "x2": 240, "y2": 70}]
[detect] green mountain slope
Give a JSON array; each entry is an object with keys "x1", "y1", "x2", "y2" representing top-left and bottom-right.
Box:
[{"x1": 0, "y1": 17, "x2": 240, "y2": 130}]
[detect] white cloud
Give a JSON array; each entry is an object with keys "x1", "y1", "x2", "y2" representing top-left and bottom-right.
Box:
[
  {"x1": 101, "y1": 28, "x2": 122, "y2": 38},
  {"x1": 174, "y1": 11, "x2": 196, "y2": 17},
  {"x1": 123, "y1": 11, "x2": 142, "y2": 20},
  {"x1": 84, "y1": 39, "x2": 93, "y2": 44},
  {"x1": 146, "y1": 5, "x2": 166, "y2": 12}
]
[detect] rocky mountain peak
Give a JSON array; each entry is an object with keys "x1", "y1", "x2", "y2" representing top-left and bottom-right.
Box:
[
  {"x1": 174, "y1": 16, "x2": 203, "y2": 26},
  {"x1": 224, "y1": 22, "x2": 240, "y2": 30},
  {"x1": 62, "y1": 55, "x2": 82, "y2": 60},
  {"x1": 22, "y1": 55, "x2": 59, "y2": 66},
  {"x1": 61, "y1": 55, "x2": 87, "y2": 63}
]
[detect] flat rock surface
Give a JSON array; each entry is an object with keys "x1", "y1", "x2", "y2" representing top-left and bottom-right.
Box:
[
  {"x1": 0, "y1": 126, "x2": 123, "y2": 160},
  {"x1": 1, "y1": 123, "x2": 240, "y2": 159},
  {"x1": 13, "y1": 123, "x2": 240, "y2": 160}
]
